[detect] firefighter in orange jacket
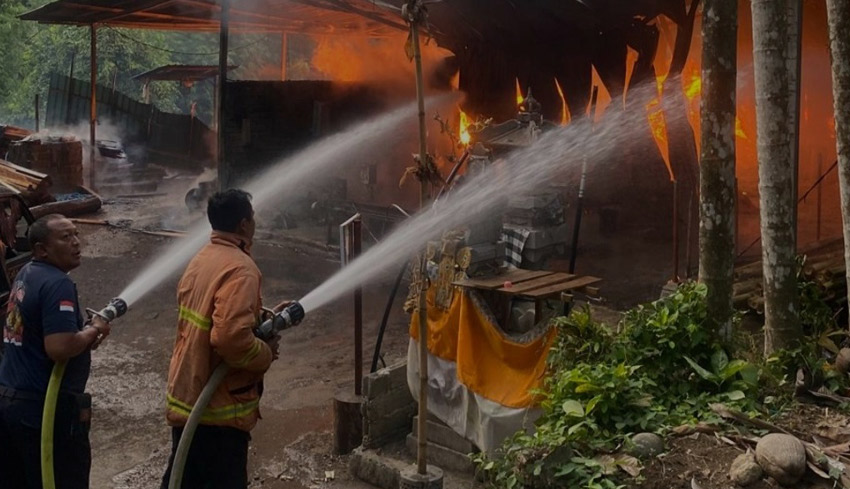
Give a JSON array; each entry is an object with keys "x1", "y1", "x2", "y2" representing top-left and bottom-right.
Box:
[{"x1": 160, "y1": 189, "x2": 281, "y2": 489}]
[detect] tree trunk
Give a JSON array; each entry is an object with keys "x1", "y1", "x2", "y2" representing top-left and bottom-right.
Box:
[
  {"x1": 752, "y1": 0, "x2": 800, "y2": 354},
  {"x1": 786, "y1": 0, "x2": 803, "y2": 234},
  {"x1": 826, "y1": 0, "x2": 850, "y2": 327},
  {"x1": 698, "y1": 0, "x2": 738, "y2": 339}
]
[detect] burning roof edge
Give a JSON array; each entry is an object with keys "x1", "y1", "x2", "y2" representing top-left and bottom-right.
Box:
[{"x1": 18, "y1": 0, "x2": 407, "y2": 36}]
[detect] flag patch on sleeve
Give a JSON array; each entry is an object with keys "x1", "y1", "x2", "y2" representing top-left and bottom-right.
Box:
[{"x1": 59, "y1": 300, "x2": 75, "y2": 312}]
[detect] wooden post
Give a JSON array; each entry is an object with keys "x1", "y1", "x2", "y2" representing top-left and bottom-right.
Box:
[
  {"x1": 817, "y1": 153, "x2": 823, "y2": 241},
  {"x1": 65, "y1": 52, "x2": 75, "y2": 126},
  {"x1": 34, "y1": 94, "x2": 40, "y2": 133},
  {"x1": 334, "y1": 214, "x2": 364, "y2": 455},
  {"x1": 672, "y1": 179, "x2": 679, "y2": 282},
  {"x1": 353, "y1": 216, "x2": 363, "y2": 396},
  {"x1": 217, "y1": 0, "x2": 230, "y2": 190},
  {"x1": 280, "y1": 32, "x2": 288, "y2": 81},
  {"x1": 89, "y1": 24, "x2": 97, "y2": 190}
]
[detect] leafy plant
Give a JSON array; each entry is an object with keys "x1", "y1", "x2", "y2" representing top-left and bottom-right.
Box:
[{"x1": 475, "y1": 282, "x2": 760, "y2": 488}]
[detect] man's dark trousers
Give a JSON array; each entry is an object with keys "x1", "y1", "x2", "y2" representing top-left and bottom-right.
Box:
[
  {"x1": 160, "y1": 424, "x2": 250, "y2": 489},
  {"x1": 0, "y1": 392, "x2": 91, "y2": 489}
]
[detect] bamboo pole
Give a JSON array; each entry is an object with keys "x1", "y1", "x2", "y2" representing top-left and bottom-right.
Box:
[{"x1": 408, "y1": 0, "x2": 430, "y2": 475}]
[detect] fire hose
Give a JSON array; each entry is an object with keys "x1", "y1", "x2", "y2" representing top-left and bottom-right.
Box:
[
  {"x1": 41, "y1": 298, "x2": 128, "y2": 489},
  {"x1": 167, "y1": 301, "x2": 305, "y2": 489}
]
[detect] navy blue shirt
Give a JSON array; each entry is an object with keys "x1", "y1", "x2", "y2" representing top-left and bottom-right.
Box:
[{"x1": 0, "y1": 261, "x2": 89, "y2": 394}]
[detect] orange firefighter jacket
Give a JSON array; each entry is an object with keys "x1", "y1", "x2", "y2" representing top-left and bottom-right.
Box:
[{"x1": 165, "y1": 231, "x2": 273, "y2": 432}]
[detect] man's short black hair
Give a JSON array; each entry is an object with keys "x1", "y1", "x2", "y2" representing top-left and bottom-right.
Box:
[
  {"x1": 207, "y1": 189, "x2": 253, "y2": 233},
  {"x1": 29, "y1": 214, "x2": 66, "y2": 249}
]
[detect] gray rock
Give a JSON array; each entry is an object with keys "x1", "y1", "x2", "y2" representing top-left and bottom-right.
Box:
[
  {"x1": 730, "y1": 451, "x2": 763, "y2": 487},
  {"x1": 630, "y1": 433, "x2": 664, "y2": 459},
  {"x1": 755, "y1": 434, "x2": 807, "y2": 487}
]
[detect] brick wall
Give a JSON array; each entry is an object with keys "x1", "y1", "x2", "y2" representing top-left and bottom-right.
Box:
[{"x1": 361, "y1": 361, "x2": 415, "y2": 449}]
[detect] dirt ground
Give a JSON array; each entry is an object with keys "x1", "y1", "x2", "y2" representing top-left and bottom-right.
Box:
[
  {"x1": 65, "y1": 173, "x2": 850, "y2": 489},
  {"x1": 640, "y1": 404, "x2": 850, "y2": 489},
  {"x1": 72, "y1": 177, "x2": 422, "y2": 489}
]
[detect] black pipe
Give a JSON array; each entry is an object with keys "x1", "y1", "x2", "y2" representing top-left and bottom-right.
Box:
[
  {"x1": 568, "y1": 86, "x2": 599, "y2": 274},
  {"x1": 370, "y1": 263, "x2": 407, "y2": 373},
  {"x1": 438, "y1": 150, "x2": 470, "y2": 199},
  {"x1": 369, "y1": 151, "x2": 471, "y2": 373}
]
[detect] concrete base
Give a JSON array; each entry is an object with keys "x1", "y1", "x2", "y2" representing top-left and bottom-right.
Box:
[
  {"x1": 399, "y1": 465, "x2": 444, "y2": 489},
  {"x1": 412, "y1": 415, "x2": 476, "y2": 455},
  {"x1": 659, "y1": 280, "x2": 681, "y2": 299},
  {"x1": 406, "y1": 434, "x2": 475, "y2": 474},
  {"x1": 333, "y1": 391, "x2": 363, "y2": 455},
  {"x1": 350, "y1": 447, "x2": 405, "y2": 489}
]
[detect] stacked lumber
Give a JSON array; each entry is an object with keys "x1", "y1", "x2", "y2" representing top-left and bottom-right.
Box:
[
  {"x1": 0, "y1": 158, "x2": 53, "y2": 204},
  {"x1": 733, "y1": 239, "x2": 847, "y2": 314}
]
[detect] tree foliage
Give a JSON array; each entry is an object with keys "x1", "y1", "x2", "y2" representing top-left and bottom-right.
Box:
[{"x1": 0, "y1": 0, "x2": 292, "y2": 128}]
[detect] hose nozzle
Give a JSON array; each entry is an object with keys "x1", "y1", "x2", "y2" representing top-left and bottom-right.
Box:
[
  {"x1": 255, "y1": 301, "x2": 305, "y2": 340},
  {"x1": 89, "y1": 297, "x2": 128, "y2": 322}
]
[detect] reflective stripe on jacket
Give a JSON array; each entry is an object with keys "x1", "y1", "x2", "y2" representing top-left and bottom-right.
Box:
[{"x1": 165, "y1": 231, "x2": 272, "y2": 432}]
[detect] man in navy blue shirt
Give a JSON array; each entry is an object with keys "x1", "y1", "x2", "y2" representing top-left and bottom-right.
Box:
[{"x1": 0, "y1": 214, "x2": 111, "y2": 489}]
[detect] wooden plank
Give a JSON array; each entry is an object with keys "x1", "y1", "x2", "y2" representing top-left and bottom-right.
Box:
[
  {"x1": 498, "y1": 272, "x2": 576, "y2": 294},
  {"x1": 521, "y1": 276, "x2": 602, "y2": 299},
  {"x1": 453, "y1": 269, "x2": 554, "y2": 289}
]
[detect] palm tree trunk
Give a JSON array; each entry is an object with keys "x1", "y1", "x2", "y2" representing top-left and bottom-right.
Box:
[
  {"x1": 698, "y1": 0, "x2": 738, "y2": 339},
  {"x1": 826, "y1": 0, "x2": 850, "y2": 327},
  {"x1": 752, "y1": 0, "x2": 800, "y2": 354}
]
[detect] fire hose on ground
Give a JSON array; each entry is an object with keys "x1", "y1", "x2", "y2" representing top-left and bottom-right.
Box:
[
  {"x1": 41, "y1": 298, "x2": 128, "y2": 489},
  {"x1": 166, "y1": 301, "x2": 305, "y2": 489}
]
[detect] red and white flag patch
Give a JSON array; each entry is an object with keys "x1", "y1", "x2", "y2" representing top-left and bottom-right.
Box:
[{"x1": 59, "y1": 300, "x2": 75, "y2": 313}]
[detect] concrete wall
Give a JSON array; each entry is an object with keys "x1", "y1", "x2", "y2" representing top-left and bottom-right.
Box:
[{"x1": 361, "y1": 361, "x2": 415, "y2": 449}]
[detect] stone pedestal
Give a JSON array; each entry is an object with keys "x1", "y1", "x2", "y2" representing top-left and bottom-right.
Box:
[{"x1": 399, "y1": 465, "x2": 443, "y2": 489}]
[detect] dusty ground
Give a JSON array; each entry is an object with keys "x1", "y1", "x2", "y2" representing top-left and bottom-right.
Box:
[
  {"x1": 71, "y1": 177, "x2": 433, "y2": 489},
  {"x1": 639, "y1": 404, "x2": 850, "y2": 489},
  {"x1": 65, "y1": 172, "x2": 850, "y2": 489}
]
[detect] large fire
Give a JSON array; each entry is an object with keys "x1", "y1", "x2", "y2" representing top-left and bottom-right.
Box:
[{"x1": 309, "y1": 35, "x2": 452, "y2": 84}]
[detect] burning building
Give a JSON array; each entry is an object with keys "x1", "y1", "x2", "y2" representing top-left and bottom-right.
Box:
[{"x1": 18, "y1": 0, "x2": 842, "y2": 299}]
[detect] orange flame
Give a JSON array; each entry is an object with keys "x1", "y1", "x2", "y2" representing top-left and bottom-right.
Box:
[
  {"x1": 459, "y1": 108, "x2": 471, "y2": 146},
  {"x1": 646, "y1": 77, "x2": 673, "y2": 181},
  {"x1": 554, "y1": 78, "x2": 571, "y2": 126},
  {"x1": 450, "y1": 70, "x2": 460, "y2": 91},
  {"x1": 515, "y1": 78, "x2": 524, "y2": 106},
  {"x1": 685, "y1": 74, "x2": 701, "y2": 102},
  {"x1": 735, "y1": 117, "x2": 748, "y2": 139}
]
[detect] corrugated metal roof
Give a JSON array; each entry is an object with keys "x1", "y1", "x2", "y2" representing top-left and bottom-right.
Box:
[{"x1": 19, "y1": 0, "x2": 408, "y2": 35}]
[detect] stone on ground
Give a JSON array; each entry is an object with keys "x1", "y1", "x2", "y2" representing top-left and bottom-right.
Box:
[{"x1": 755, "y1": 433, "x2": 806, "y2": 487}]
